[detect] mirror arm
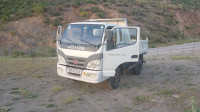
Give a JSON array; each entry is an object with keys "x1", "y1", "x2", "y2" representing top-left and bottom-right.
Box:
[{"x1": 56, "y1": 26, "x2": 62, "y2": 43}]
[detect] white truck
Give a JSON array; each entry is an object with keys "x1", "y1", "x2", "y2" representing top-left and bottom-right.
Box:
[{"x1": 56, "y1": 18, "x2": 148, "y2": 89}]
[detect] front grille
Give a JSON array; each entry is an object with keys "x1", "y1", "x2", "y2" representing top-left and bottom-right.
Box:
[{"x1": 67, "y1": 58, "x2": 86, "y2": 69}]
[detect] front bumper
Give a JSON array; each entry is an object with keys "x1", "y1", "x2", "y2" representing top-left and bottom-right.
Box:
[{"x1": 57, "y1": 63, "x2": 104, "y2": 83}]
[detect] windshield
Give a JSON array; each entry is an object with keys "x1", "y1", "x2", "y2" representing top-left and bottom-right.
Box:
[{"x1": 61, "y1": 24, "x2": 105, "y2": 46}]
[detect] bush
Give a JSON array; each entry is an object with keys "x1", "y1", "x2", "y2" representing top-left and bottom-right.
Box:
[
  {"x1": 118, "y1": 9, "x2": 129, "y2": 15},
  {"x1": 65, "y1": 3, "x2": 70, "y2": 7},
  {"x1": 32, "y1": 5, "x2": 46, "y2": 14},
  {"x1": 85, "y1": 0, "x2": 97, "y2": 4},
  {"x1": 171, "y1": 0, "x2": 200, "y2": 10},
  {"x1": 72, "y1": 0, "x2": 82, "y2": 7},
  {"x1": 90, "y1": 6, "x2": 101, "y2": 13},
  {"x1": 9, "y1": 30, "x2": 16, "y2": 36},
  {"x1": 3, "y1": 50, "x2": 9, "y2": 56},
  {"x1": 164, "y1": 16, "x2": 176, "y2": 26},
  {"x1": 89, "y1": 6, "x2": 105, "y2": 18},
  {"x1": 48, "y1": 9, "x2": 60, "y2": 16},
  {"x1": 80, "y1": 10, "x2": 88, "y2": 17},
  {"x1": 12, "y1": 49, "x2": 24, "y2": 57},
  {"x1": 185, "y1": 24, "x2": 197, "y2": 30},
  {"x1": 131, "y1": 9, "x2": 146, "y2": 17},
  {"x1": 1, "y1": 14, "x2": 9, "y2": 23},
  {"x1": 43, "y1": 17, "x2": 50, "y2": 24},
  {"x1": 0, "y1": 23, "x2": 3, "y2": 31},
  {"x1": 27, "y1": 51, "x2": 37, "y2": 58},
  {"x1": 163, "y1": 30, "x2": 183, "y2": 40},
  {"x1": 52, "y1": 18, "x2": 62, "y2": 26},
  {"x1": 47, "y1": 48, "x2": 56, "y2": 57},
  {"x1": 27, "y1": 51, "x2": 45, "y2": 58},
  {"x1": 97, "y1": 12, "x2": 105, "y2": 18},
  {"x1": 103, "y1": 3, "x2": 108, "y2": 7}
]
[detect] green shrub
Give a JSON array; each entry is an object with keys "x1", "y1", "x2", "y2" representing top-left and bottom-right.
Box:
[
  {"x1": 52, "y1": 18, "x2": 62, "y2": 26},
  {"x1": 80, "y1": 10, "x2": 88, "y2": 17},
  {"x1": 1, "y1": 14, "x2": 9, "y2": 23},
  {"x1": 53, "y1": 39, "x2": 56, "y2": 43},
  {"x1": 72, "y1": 0, "x2": 82, "y2": 7},
  {"x1": 103, "y1": 3, "x2": 108, "y2": 7},
  {"x1": 27, "y1": 51, "x2": 44, "y2": 58},
  {"x1": 12, "y1": 49, "x2": 24, "y2": 57},
  {"x1": 164, "y1": 15, "x2": 176, "y2": 26},
  {"x1": 43, "y1": 17, "x2": 50, "y2": 24},
  {"x1": 65, "y1": 3, "x2": 70, "y2": 7},
  {"x1": 90, "y1": 6, "x2": 101, "y2": 13},
  {"x1": 163, "y1": 30, "x2": 183, "y2": 40},
  {"x1": 0, "y1": 23, "x2": 3, "y2": 31},
  {"x1": 3, "y1": 50, "x2": 9, "y2": 56},
  {"x1": 116, "y1": 3, "x2": 123, "y2": 7},
  {"x1": 171, "y1": 0, "x2": 200, "y2": 10},
  {"x1": 32, "y1": 5, "x2": 46, "y2": 14},
  {"x1": 27, "y1": 51, "x2": 37, "y2": 58},
  {"x1": 58, "y1": 6, "x2": 63, "y2": 11},
  {"x1": 123, "y1": 3, "x2": 128, "y2": 7},
  {"x1": 89, "y1": 6, "x2": 105, "y2": 18},
  {"x1": 17, "y1": 8, "x2": 29, "y2": 18},
  {"x1": 185, "y1": 24, "x2": 197, "y2": 30},
  {"x1": 131, "y1": 9, "x2": 146, "y2": 17},
  {"x1": 48, "y1": 9, "x2": 60, "y2": 16},
  {"x1": 9, "y1": 30, "x2": 16, "y2": 36},
  {"x1": 47, "y1": 48, "x2": 56, "y2": 57},
  {"x1": 85, "y1": 0, "x2": 97, "y2": 4},
  {"x1": 96, "y1": 12, "x2": 105, "y2": 18},
  {"x1": 186, "y1": 96, "x2": 200, "y2": 112}
]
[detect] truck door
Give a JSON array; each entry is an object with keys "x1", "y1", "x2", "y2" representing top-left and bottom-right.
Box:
[{"x1": 103, "y1": 27, "x2": 140, "y2": 77}]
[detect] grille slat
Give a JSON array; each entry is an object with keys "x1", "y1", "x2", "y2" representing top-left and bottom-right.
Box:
[{"x1": 67, "y1": 58, "x2": 86, "y2": 69}]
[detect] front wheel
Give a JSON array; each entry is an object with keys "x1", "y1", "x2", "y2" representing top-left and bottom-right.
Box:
[{"x1": 107, "y1": 70, "x2": 121, "y2": 89}]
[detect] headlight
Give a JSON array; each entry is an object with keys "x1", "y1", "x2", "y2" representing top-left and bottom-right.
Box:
[
  {"x1": 87, "y1": 60, "x2": 101, "y2": 68},
  {"x1": 58, "y1": 55, "x2": 66, "y2": 65}
]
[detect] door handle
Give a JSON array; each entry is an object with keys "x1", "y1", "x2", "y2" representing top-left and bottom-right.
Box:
[{"x1": 131, "y1": 55, "x2": 138, "y2": 58}]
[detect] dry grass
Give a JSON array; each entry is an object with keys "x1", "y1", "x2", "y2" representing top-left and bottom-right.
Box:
[
  {"x1": 0, "y1": 58, "x2": 57, "y2": 77},
  {"x1": 52, "y1": 85, "x2": 63, "y2": 93},
  {"x1": 133, "y1": 95, "x2": 149, "y2": 105},
  {"x1": 63, "y1": 95, "x2": 76, "y2": 105},
  {"x1": 0, "y1": 58, "x2": 200, "y2": 111}
]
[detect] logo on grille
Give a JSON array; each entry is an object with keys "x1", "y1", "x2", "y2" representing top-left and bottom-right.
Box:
[{"x1": 73, "y1": 60, "x2": 78, "y2": 64}]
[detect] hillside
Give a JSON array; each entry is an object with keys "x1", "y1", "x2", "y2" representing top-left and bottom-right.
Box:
[{"x1": 0, "y1": 0, "x2": 200, "y2": 56}]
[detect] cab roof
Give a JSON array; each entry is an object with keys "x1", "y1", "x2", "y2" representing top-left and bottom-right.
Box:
[{"x1": 70, "y1": 22, "x2": 119, "y2": 28}]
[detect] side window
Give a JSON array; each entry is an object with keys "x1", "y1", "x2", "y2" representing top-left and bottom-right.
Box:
[
  {"x1": 107, "y1": 28, "x2": 137, "y2": 50},
  {"x1": 129, "y1": 29, "x2": 137, "y2": 44}
]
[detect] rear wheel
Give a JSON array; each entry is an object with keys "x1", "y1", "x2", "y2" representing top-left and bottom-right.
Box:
[
  {"x1": 133, "y1": 55, "x2": 143, "y2": 75},
  {"x1": 107, "y1": 70, "x2": 121, "y2": 89}
]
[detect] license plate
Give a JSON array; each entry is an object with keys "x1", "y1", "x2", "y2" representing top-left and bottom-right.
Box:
[{"x1": 66, "y1": 68, "x2": 82, "y2": 74}]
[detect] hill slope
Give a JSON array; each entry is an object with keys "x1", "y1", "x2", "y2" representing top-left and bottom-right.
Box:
[{"x1": 0, "y1": 0, "x2": 200, "y2": 56}]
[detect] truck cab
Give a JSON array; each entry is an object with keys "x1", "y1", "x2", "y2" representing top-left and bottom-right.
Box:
[{"x1": 56, "y1": 18, "x2": 148, "y2": 89}]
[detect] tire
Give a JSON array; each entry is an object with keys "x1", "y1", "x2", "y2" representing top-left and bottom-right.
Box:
[
  {"x1": 133, "y1": 55, "x2": 143, "y2": 75},
  {"x1": 107, "y1": 69, "x2": 121, "y2": 89}
]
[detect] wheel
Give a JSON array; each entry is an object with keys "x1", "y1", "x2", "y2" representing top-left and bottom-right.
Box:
[
  {"x1": 107, "y1": 70, "x2": 121, "y2": 89},
  {"x1": 133, "y1": 55, "x2": 143, "y2": 75}
]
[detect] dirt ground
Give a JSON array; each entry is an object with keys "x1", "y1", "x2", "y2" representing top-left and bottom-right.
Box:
[{"x1": 0, "y1": 57, "x2": 200, "y2": 112}]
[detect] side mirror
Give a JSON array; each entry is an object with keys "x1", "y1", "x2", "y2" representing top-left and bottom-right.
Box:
[
  {"x1": 56, "y1": 26, "x2": 62, "y2": 41},
  {"x1": 105, "y1": 30, "x2": 113, "y2": 42}
]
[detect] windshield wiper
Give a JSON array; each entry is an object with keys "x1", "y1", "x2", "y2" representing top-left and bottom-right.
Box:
[
  {"x1": 63, "y1": 38, "x2": 76, "y2": 44},
  {"x1": 77, "y1": 39, "x2": 96, "y2": 46}
]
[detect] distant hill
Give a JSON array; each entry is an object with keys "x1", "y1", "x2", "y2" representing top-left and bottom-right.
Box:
[{"x1": 0, "y1": 0, "x2": 200, "y2": 56}]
